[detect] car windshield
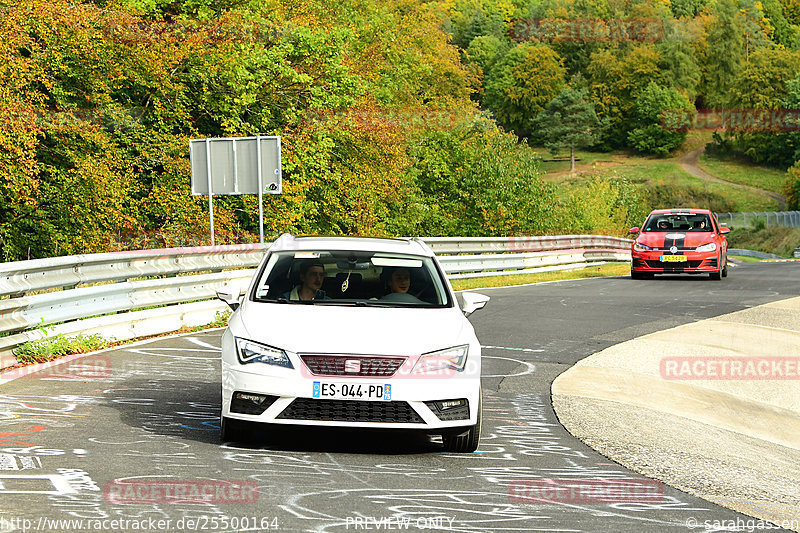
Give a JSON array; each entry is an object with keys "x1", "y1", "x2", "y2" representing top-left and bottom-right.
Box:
[
  {"x1": 643, "y1": 214, "x2": 713, "y2": 232},
  {"x1": 252, "y1": 250, "x2": 452, "y2": 307}
]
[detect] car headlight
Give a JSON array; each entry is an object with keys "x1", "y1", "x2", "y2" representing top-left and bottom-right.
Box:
[
  {"x1": 695, "y1": 243, "x2": 717, "y2": 253},
  {"x1": 633, "y1": 242, "x2": 652, "y2": 251},
  {"x1": 412, "y1": 345, "x2": 469, "y2": 374},
  {"x1": 235, "y1": 338, "x2": 293, "y2": 368}
]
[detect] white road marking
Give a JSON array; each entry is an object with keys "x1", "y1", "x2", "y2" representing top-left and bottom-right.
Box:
[
  {"x1": 482, "y1": 345, "x2": 544, "y2": 353},
  {"x1": 482, "y1": 356, "x2": 536, "y2": 378}
]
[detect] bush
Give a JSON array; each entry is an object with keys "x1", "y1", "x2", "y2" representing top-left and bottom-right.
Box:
[
  {"x1": 554, "y1": 175, "x2": 647, "y2": 235},
  {"x1": 390, "y1": 125, "x2": 558, "y2": 236},
  {"x1": 727, "y1": 226, "x2": 800, "y2": 257},
  {"x1": 785, "y1": 161, "x2": 800, "y2": 210}
]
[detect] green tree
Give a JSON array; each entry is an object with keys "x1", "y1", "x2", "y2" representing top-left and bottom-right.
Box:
[
  {"x1": 465, "y1": 35, "x2": 509, "y2": 78},
  {"x1": 445, "y1": 0, "x2": 511, "y2": 49},
  {"x1": 781, "y1": 0, "x2": 800, "y2": 24},
  {"x1": 760, "y1": 0, "x2": 798, "y2": 47},
  {"x1": 484, "y1": 43, "x2": 566, "y2": 136},
  {"x1": 658, "y1": 21, "x2": 702, "y2": 101},
  {"x1": 708, "y1": 56, "x2": 800, "y2": 167},
  {"x1": 728, "y1": 48, "x2": 800, "y2": 108},
  {"x1": 670, "y1": 0, "x2": 709, "y2": 17},
  {"x1": 702, "y1": 0, "x2": 746, "y2": 107},
  {"x1": 586, "y1": 45, "x2": 666, "y2": 148},
  {"x1": 531, "y1": 84, "x2": 606, "y2": 171},
  {"x1": 627, "y1": 82, "x2": 695, "y2": 156}
]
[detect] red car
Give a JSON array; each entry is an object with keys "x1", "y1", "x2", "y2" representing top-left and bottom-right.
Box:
[{"x1": 629, "y1": 208, "x2": 730, "y2": 280}]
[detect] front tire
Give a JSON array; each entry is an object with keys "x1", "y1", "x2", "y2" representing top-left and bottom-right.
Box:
[
  {"x1": 710, "y1": 254, "x2": 723, "y2": 280},
  {"x1": 442, "y1": 394, "x2": 481, "y2": 453}
]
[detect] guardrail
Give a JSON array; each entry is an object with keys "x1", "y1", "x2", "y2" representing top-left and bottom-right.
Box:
[
  {"x1": 714, "y1": 211, "x2": 800, "y2": 229},
  {"x1": 0, "y1": 235, "x2": 631, "y2": 367},
  {"x1": 727, "y1": 248, "x2": 784, "y2": 260}
]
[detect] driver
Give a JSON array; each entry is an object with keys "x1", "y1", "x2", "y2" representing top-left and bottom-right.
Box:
[
  {"x1": 380, "y1": 267, "x2": 423, "y2": 303},
  {"x1": 657, "y1": 219, "x2": 670, "y2": 230}
]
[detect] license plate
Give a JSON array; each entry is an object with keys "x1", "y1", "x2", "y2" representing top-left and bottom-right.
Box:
[
  {"x1": 312, "y1": 382, "x2": 391, "y2": 401},
  {"x1": 660, "y1": 255, "x2": 687, "y2": 262}
]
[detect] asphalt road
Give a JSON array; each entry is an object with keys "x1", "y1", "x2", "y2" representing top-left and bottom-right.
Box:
[{"x1": 1, "y1": 261, "x2": 798, "y2": 533}]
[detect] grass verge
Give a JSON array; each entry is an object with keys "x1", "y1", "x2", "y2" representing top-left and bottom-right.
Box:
[
  {"x1": 450, "y1": 263, "x2": 630, "y2": 291},
  {"x1": 728, "y1": 255, "x2": 763, "y2": 263},
  {"x1": 698, "y1": 153, "x2": 788, "y2": 194},
  {"x1": 14, "y1": 333, "x2": 110, "y2": 364}
]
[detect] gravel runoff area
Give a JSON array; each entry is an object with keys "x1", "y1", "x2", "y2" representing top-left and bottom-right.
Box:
[{"x1": 552, "y1": 296, "x2": 800, "y2": 530}]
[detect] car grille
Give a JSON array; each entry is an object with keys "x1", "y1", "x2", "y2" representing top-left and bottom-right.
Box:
[
  {"x1": 277, "y1": 399, "x2": 424, "y2": 424},
  {"x1": 645, "y1": 260, "x2": 703, "y2": 269},
  {"x1": 300, "y1": 355, "x2": 406, "y2": 377}
]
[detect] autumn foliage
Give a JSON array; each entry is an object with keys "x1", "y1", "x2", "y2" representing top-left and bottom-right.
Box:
[{"x1": 0, "y1": 0, "x2": 552, "y2": 260}]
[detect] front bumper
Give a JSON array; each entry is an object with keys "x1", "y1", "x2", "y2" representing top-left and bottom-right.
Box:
[
  {"x1": 631, "y1": 251, "x2": 720, "y2": 273},
  {"x1": 221, "y1": 363, "x2": 481, "y2": 430}
]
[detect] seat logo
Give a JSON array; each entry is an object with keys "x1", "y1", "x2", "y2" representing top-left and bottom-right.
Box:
[{"x1": 344, "y1": 360, "x2": 361, "y2": 373}]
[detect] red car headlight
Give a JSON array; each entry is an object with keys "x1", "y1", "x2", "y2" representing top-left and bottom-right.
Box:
[
  {"x1": 633, "y1": 242, "x2": 652, "y2": 252},
  {"x1": 695, "y1": 243, "x2": 717, "y2": 253}
]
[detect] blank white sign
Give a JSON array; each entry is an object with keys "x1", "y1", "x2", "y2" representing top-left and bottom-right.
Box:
[{"x1": 190, "y1": 136, "x2": 281, "y2": 195}]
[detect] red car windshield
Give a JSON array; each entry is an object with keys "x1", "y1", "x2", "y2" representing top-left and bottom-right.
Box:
[{"x1": 643, "y1": 214, "x2": 713, "y2": 232}]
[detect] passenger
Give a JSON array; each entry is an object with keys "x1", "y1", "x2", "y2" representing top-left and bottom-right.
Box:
[
  {"x1": 657, "y1": 219, "x2": 670, "y2": 230},
  {"x1": 284, "y1": 260, "x2": 328, "y2": 301}
]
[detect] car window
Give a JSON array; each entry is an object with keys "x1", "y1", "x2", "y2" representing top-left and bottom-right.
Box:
[
  {"x1": 643, "y1": 214, "x2": 713, "y2": 232},
  {"x1": 252, "y1": 250, "x2": 452, "y2": 307}
]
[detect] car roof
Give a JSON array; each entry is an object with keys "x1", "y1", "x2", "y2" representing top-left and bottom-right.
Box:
[
  {"x1": 269, "y1": 234, "x2": 435, "y2": 257},
  {"x1": 648, "y1": 208, "x2": 713, "y2": 215}
]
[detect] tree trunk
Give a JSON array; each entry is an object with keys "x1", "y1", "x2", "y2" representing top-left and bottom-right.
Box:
[{"x1": 570, "y1": 146, "x2": 576, "y2": 172}]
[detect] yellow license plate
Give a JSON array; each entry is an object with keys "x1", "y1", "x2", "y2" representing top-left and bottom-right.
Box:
[{"x1": 660, "y1": 255, "x2": 687, "y2": 262}]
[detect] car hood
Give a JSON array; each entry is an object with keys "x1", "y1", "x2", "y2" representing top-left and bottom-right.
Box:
[
  {"x1": 636, "y1": 231, "x2": 718, "y2": 249},
  {"x1": 236, "y1": 302, "x2": 472, "y2": 355}
]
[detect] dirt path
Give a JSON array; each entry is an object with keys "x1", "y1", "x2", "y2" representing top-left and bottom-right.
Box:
[{"x1": 678, "y1": 147, "x2": 787, "y2": 210}]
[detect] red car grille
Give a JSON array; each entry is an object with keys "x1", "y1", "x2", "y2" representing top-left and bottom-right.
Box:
[
  {"x1": 645, "y1": 260, "x2": 703, "y2": 268},
  {"x1": 300, "y1": 355, "x2": 406, "y2": 377}
]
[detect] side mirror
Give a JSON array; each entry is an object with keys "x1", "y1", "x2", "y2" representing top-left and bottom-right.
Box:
[
  {"x1": 461, "y1": 292, "x2": 490, "y2": 317},
  {"x1": 629, "y1": 227, "x2": 640, "y2": 234},
  {"x1": 216, "y1": 281, "x2": 246, "y2": 311},
  {"x1": 719, "y1": 226, "x2": 730, "y2": 235}
]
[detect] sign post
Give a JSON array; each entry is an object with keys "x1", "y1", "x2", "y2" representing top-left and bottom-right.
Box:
[{"x1": 190, "y1": 136, "x2": 282, "y2": 245}]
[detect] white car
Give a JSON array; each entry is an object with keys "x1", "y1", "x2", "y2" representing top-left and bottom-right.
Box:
[{"x1": 216, "y1": 234, "x2": 489, "y2": 452}]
